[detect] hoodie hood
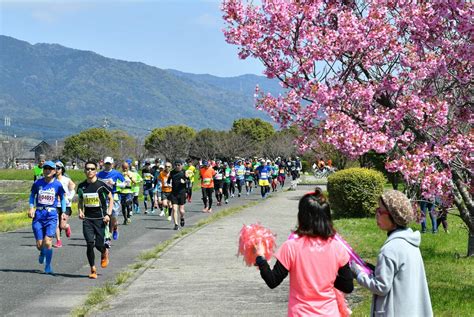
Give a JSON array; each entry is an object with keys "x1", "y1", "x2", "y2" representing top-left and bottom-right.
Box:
[{"x1": 384, "y1": 227, "x2": 420, "y2": 248}]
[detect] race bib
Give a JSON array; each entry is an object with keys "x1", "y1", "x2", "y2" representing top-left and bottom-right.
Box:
[
  {"x1": 38, "y1": 189, "x2": 55, "y2": 206},
  {"x1": 215, "y1": 174, "x2": 223, "y2": 180},
  {"x1": 245, "y1": 170, "x2": 251, "y2": 175},
  {"x1": 83, "y1": 193, "x2": 101, "y2": 207},
  {"x1": 260, "y1": 172, "x2": 268, "y2": 178},
  {"x1": 237, "y1": 169, "x2": 244, "y2": 176},
  {"x1": 230, "y1": 171, "x2": 236, "y2": 177},
  {"x1": 203, "y1": 178, "x2": 212, "y2": 185}
]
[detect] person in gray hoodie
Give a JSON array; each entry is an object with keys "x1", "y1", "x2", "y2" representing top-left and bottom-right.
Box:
[{"x1": 351, "y1": 190, "x2": 433, "y2": 317}]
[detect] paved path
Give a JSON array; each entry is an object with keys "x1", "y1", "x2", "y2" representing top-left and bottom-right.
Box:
[
  {"x1": 0, "y1": 185, "x2": 279, "y2": 316},
  {"x1": 92, "y1": 187, "x2": 312, "y2": 316}
]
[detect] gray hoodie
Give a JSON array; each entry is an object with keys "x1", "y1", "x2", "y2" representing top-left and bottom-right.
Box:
[{"x1": 356, "y1": 228, "x2": 433, "y2": 317}]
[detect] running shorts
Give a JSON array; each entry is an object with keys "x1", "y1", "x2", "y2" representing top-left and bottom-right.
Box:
[
  {"x1": 259, "y1": 179, "x2": 270, "y2": 187},
  {"x1": 32, "y1": 208, "x2": 58, "y2": 241},
  {"x1": 170, "y1": 192, "x2": 186, "y2": 205},
  {"x1": 161, "y1": 191, "x2": 172, "y2": 201}
]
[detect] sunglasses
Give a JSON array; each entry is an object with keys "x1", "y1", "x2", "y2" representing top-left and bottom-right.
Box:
[{"x1": 85, "y1": 167, "x2": 96, "y2": 171}]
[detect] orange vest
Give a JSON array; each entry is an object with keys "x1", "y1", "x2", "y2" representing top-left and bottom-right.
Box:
[
  {"x1": 200, "y1": 167, "x2": 215, "y2": 188},
  {"x1": 159, "y1": 171, "x2": 172, "y2": 193}
]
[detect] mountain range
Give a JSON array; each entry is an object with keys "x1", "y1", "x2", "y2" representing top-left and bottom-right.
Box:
[{"x1": 0, "y1": 35, "x2": 283, "y2": 140}]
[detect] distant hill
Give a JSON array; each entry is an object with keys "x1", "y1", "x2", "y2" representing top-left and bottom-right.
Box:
[{"x1": 0, "y1": 35, "x2": 283, "y2": 140}]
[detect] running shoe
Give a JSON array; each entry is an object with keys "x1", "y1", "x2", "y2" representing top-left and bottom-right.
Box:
[
  {"x1": 39, "y1": 250, "x2": 45, "y2": 264},
  {"x1": 101, "y1": 249, "x2": 109, "y2": 268},
  {"x1": 65, "y1": 226, "x2": 71, "y2": 238},
  {"x1": 126, "y1": 218, "x2": 132, "y2": 224},
  {"x1": 173, "y1": 224, "x2": 179, "y2": 230},
  {"x1": 167, "y1": 215, "x2": 172, "y2": 221},
  {"x1": 113, "y1": 229, "x2": 119, "y2": 240},
  {"x1": 180, "y1": 218, "x2": 185, "y2": 227},
  {"x1": 159, "y1": 210, "x2": 165, "y2": 217},
  {"x1": 89, "y1": 267, "x2": 97, "y2": 279},
  {"x1": 225, "y1": 199, "x2": 229, "y2": 204},
  {"x1": 238, "y1": 193, "x2": 241, "y2": 197},
  {"x1": 144, "y1": 209, "x2": 148, "y2": 215},
  {"x1": 208, "y1": 208, "x2": 213, "y2": 213},
  {"x1": 231, "y1": 194, "x2": 235, "y2": 198},
  {"x1": 44, "y1": 264, "x2": 53, "y2": 275},
  {"x1": 104, "y1": 239, "x2": 111, "y2": 249},
  {"x1": 151, "y1": 209, "x2": 156, "y2": 214},
  {"x1": 202, "y1": 207, "x2": 208, "y2": 213},
  {"x1": 53, "y1": 240, "x2": 63, "y2": 248}
]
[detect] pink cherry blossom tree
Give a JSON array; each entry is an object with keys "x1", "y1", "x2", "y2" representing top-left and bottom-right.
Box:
[{"x1": 222, "y1": 0, "x2": 474, "y2": 255}]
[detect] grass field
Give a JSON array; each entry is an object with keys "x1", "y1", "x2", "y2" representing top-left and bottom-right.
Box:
[
  {"x1": 335, "y1": 213, "x2": 474, "y2": 316},
  {"x1": 0, "y1": 169, "x2": 85, "y2": 182}
]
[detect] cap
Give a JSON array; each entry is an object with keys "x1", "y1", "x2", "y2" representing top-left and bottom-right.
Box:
[
  {"x1": 144, "y1": 160, "x2": 150, "y2": 165},
  {"x1": 175, "y1": 159, "x2": 184, "y2": 165},
  {"x1": 223, "y1": 162, "x2": 229, "y2": 166},
  {"x1": 125, "y1": 159, "x2": 132, "y2": 165},
  {"x1": 380, "y1": 190, "x2": 415, "y2": 226},
  {"x1": 104, "y1": 157, "x2": 114, "y2": 164},
  {"x1": 159, "y1": 164, "x2": 165, "y2": 169},
  {"x1": 202, "y1": 160, "x2": 209, "y2": 166},
  {"x1": 55, "y1": 161, "x2": 64, "y2": 168},
  {"x1": 43, "y1": 161, "x2": 56, "y2": 169},
  {"x1": 267, "y1": 159, "x2": 271, "y2": 163}
]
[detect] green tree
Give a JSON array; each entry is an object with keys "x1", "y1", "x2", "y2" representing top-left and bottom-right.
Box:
[
  {"x1": 62, "y1": 128, "x2": 117, "y2": 162},
  {"x1": 189, "y1": 128, "x2": 223, "y2": 160},
  {"x1": 144, "y1": 125, "x2": 196, "y2": 162},
  {"x1": 231, "y1": 118, "x2": 275, "y2": 143}
]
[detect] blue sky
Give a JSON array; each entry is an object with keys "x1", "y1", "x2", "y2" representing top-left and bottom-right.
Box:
[{"x1": 0, "y1": 0, "x2": 265, "y2": 77}]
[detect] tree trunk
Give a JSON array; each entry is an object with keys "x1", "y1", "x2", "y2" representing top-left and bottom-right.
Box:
[{"x1": 452, "y1": 171, "x2": 474, "y2": 257}]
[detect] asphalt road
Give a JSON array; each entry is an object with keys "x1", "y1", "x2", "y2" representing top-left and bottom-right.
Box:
[{"x1": 0, "y1": 186, "x2": 271, "y2": 316}]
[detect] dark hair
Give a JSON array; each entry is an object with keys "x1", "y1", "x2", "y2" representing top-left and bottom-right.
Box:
[
  {"x1": 84, "y1": 161, "x2": 98, "y2": 168},
  {"x1": 295, "y1": 187, "x2": 335, "y2": 239}
]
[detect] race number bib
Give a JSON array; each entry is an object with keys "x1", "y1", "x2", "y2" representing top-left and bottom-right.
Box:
[
  {"x1": 215, "y1": 174, "x2": 223, "y2": 180},
  {"x1": 237, "y1": 169, "x2": 244, "y2": 176},
  {"x1": 203, "y1": 178, "x2": 212, "y2": 185},
  {"x1": 230, "y1": 171, "x2": 236, "y2": 177},
  {"x1": 260, "y1": 172, "x2": 268, "y2": 178},
  {"x1": 38, "y1": 189, "x2": 55, "y2": 206},
  {"x1": 83, "y1": 193, "x2": 101, "y2": 207}
]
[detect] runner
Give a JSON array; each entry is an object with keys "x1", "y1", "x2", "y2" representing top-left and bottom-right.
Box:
[
  {"x1": 228, "y1": 162, "x2": 236, "y2": 198},
  {"x1": 213, "y1": 160, "x2": 224, "y2": 206},
  {"x1": 141, "y1": 161, "x2": 155, "y2": 214},
  {"x1": 223, "y1": 162, "x2": 231, "y2": 204},
  {"x1": 278, "y1": 162, "x2": 287, "y2": 189},
  {"x1": 199, "y1": 160, "x2": 216, "y2": 213},
  {"x1": 234, "y1": 159, "x2": 245, "y2": 197},
  {"x1": 53, "y1": 161, "x2": 76, "y2": 248},
  {"x1": 244, "y1": 160, "x2": 254, "y2": 195},
  {"x1": 159, "y1": 162, "x2": 173, "y2": 221},
  {"x1": 77, "y1": 161, "x2": 113, "y2": 279},
  {"x1": 28, "y1": 160, "x2": 66, "y2": 274},
  {"x1": 130, "y1": 165, "x2": 142, "y2": 214},
  {"x1": 97, "y1": 157, "x2": 125, "y2": 244},
  {"x1": 256, "y1": 159, "x2": 272, "y2": 198},
  {"x1": 168, "y1": 160, "x2": 188, "y2": 230},
  {"x1": 184, "y1": 159, "x2": 196, "y2": 203},
  {"x1": 154, "y1": 164, "x2": 165, "y2": 216},
  {"x1": 33, "y1": 154, "x2": 46, "y2": 181},
  {"x1": 252, "y1": 157, "x2": 260, "y2": 188},
  {"x1": 271, "y1": 160, "x2": 279, "y2": 192},
  {"x1": 119, "y1": 162, "x2": 136, "y2": 225}
]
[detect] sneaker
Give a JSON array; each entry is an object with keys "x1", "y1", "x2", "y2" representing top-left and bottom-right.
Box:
[
  {"x1": 101, "y1": 249, "x2": 109, "y2": 268},
  {"x1": 89, "y1": 267, "x2": 97, "y2": 279},
  {"x1": 113, "y1": 230, "x2": 119, "y2": 240},
  {"x1": 231, "y1": 194, "x2": 235, "y2": 198},
  {"x1": 104, "y1": 239, "x2": 111, "y2": 249},
  {"x1": 151, "y1": 209, "x2": 156, "y2": 214},
  {"x1": 126, "y1": 218, "x2": 132, "y2": 224},
  {"x1": 246, "y1": 192, "x2": 249, "y2": 196},
  {"x1": 39, "y1": 251, "x2": 45, "y2": 264},
  {"x1": 208, "y1": 208, "x2": 213, "y2": 213},
  {"x1": 238, "y1": 193, "x2": 241, "y2": 197},
  {"x1": 202, "y1": 207, "x2": 208, "y2": 213},
  {"x1": 123, "y1": 219, "x2": 128, "y2": 225},
  {"x1": 174, "y1": 224, "x2": 179, "y2": 230},
  {"x1": 65, "y1": 226, "x2": 71, "y2": 238},
  {"x1": 144, "y1": 209, "x2": 148, "y2": 215},
  {"x1": 53, "y1": 240, "x2": 63, "y2": 248},
  {"x1": 44, "y1": 264, "x2": 53, "y2": 275},
  {"x1": 225, "y1": 199, "x2": 229, "y2": 204},
  {"x1": 167, "y1": 215, "x2": 172, "y2": 221},
  {"x1": 159, "y1": 210, "x2": 165, "y2": 217},
  {"x1": 180, "y1": 218, "x2": 185, "y2": 227}
]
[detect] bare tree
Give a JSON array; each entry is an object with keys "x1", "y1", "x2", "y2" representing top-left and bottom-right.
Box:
[{"x1": 0, "y1": 136, "x2": 24, "y2": 168}]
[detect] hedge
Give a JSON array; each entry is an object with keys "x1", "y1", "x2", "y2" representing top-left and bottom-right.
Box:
[{"x1": 327, "y1": 167, "x2": 386, "y2": 218}]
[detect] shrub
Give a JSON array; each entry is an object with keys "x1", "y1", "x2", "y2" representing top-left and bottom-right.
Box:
[{"x1": 327, "y1": 168, "x2": 385, "y2": 218}]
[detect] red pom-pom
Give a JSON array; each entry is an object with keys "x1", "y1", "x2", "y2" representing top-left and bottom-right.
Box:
[{"x1": 238, "y1": 223, "x2": 277, "y2": 266}]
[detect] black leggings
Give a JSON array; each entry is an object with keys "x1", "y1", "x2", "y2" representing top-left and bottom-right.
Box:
[
  {"x1": 236, "y1": 180, "x2": 244, "y2": 194},
  {"x1": 83, "y1": 219, "x2": 106, "y2": 267},
  {"x1": 223, "y1": 182, "x2": 230, "y2": 200},
  {"x1": 201, "y1": 188, "x2": 214, "y2": 209},
  {"x1": 143, "y1": 188, "x2": 154, "y2": 210},
  {"x1": 229, "y1": 181, "x2": 235, "y2": 195}
]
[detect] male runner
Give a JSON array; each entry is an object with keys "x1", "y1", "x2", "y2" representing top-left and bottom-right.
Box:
[
  {"x1": 159, "y1": 162, "x2": 173, "y2": 221},
  {"x1": 184, "y1": 159, "x2": 196, "y2": 203},
  {"x1": 223, "y1": 162, "x2": 231, "y2": 204},
  {"x1": 77, "y1": 161, "x2": 113, "y2": 279},
  {"x1": 234, "y1": 159, "x2": 245, "y2": 197},
  {"x1": 33, "y1": 154, "x2": 46, "y2": 181},
  {"x1": 169, "y1": 160, "x2": 188, "y2": 230},
  {"x1": 199, "y1": 160, "x2": 215, "y2": 212},
  {"x1": 213, "y1": 160, "x2": 224, "y2": 206},
  {"x1": 119, "y1": 162, "x2": 137, "y2": 224},
  {"x1": 141, "y1": 161, "x2": 155, "y2": 214},
  {"x1": 97, "y1": 157, "x2": 125, "y2": 243},
  {"x1": 28, "y1": 160, "x2": 66, "y2": 274},
  {"x1": 244, "y1": 160, "x2": 254, "y2": 195}
]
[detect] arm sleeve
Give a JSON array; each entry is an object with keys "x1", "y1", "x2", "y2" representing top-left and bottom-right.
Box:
[
  {"x1": 256, "y1": 256, "x2": 289, "y2": 289},
  {"x1": 61, "y1": 195, "x2": 67, "y2": 212},
  {"x1": 29, "y1": 192, "x2": 36, "y2": 207},
  {"x1": 356, "y1": 254, "x2": 396, "y2": 296},
  {"x1": 334, "y1": 263, "x2": 354, "y2": 293}
]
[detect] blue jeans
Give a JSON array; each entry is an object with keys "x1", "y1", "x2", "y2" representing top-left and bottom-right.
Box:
[{"x1": 420, "y1": 200, "x2": 438, "y2": 233}]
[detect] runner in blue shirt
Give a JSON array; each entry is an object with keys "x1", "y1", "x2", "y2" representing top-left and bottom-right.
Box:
[
  {"x1": 28, "y1": 160, "x2": 66, "y2": 274},
  {"x1": 97, "y1": 157, "x2": 125, "y2": 243},
  {"x1": 256, "y1": 160, "x2": 272, "y2": 198},
  {"x1": 234, "y1": 159, "x2": 246, "y2": 197}
]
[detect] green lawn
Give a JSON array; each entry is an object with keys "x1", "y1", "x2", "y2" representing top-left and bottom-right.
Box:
[
  {"x1": 0, "y1": 169, "x2": 85, "y2": 183},
  {"x1": 335, "y1": 213, "x2": 474, "y2": 316}
]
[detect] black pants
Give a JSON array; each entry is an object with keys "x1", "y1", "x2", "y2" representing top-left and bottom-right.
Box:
[
  {"x1": 223, "y1": 182, "x2": 230, "y2": 200},
  {"x1": 121, "y1": 194, "x2": 133, "y2": 220},
  {"x1": 201, "y1": 188, "x2": 214, "y2": 209},
  {"x1": 83, "y1": 218, "x2": 106, "y2": 267},
  {"x1": 229, "y1": 181, "x2": 235, "y2": 195}
]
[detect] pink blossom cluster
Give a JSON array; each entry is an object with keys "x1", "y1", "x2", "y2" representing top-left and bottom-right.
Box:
[{"x1": 222, "y1": 0, "x2": 474, "y2": 200}]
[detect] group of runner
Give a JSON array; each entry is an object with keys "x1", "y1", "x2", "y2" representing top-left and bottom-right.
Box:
[{"x1": 27, "y1": 155, "x2": 301, "y2": 278}]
